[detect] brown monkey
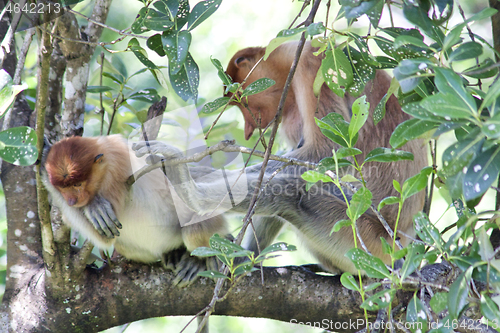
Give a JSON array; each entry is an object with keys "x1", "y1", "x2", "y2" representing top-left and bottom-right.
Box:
[
  {"x1": 223, "y1": 42, "x2": 427, "y2": 272},
  {"x1": 131, "y1": 41, "x2": 427, "y2": 274},
  {"x1": 42, "y1": 135, "x2": 228, "y2": 283}
]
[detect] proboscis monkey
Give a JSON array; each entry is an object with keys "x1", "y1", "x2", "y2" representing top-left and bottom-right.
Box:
[
  {"x1": 222, "y1": 41, "x2": 427, "y2": 273},
  {"x1": 42, "y1": 135, "x2": 229, "y2": 284}
]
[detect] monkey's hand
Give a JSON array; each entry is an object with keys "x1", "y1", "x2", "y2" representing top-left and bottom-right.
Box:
[
  {"x1": 82, "y1": 195, "x2": 122, "y2": 238},
  {"x1": 161, "y1": 248, "x2": 221, "y2": 287},
  {"x1": 133, "y1": 141, "x2": 206, "y2": 213}
]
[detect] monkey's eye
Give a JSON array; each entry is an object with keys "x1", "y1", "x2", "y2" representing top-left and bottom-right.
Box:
[{"x1": 73, "y1": 183, "x2": 82, "y2": 188}]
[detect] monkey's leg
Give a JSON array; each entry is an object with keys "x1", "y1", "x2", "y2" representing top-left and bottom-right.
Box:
[{"x1": 242, "y1": 216, "x2": 285, "y2": 256}]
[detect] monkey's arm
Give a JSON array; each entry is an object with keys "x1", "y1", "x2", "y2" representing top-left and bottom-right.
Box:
[
  {"x1": 82, "y1": 194, "x2": 122, "y2": 238},
  {"x1": 132, "y1": 141, "x2": 303, "y2": 217}
]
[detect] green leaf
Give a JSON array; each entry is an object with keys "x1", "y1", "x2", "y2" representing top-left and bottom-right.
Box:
[
  {"x1": 413, "y1": 211, "x2": 444, "y2": 250},
  {"x1": 434, "y1": 68, "x2": 477, "y2": 116},
  {"x1": 175, "y1": 0, "x2": 190, "y2": 29},
  {"x1": 336, "y1": 147, "x2": 362, "y2": 159},
  {"x1": 143, "y1": 9, "x2": 174, "y2": 31},
  {"x1": 480, "y1": 74, "x2": 500, "y2": 112},
  {"x1": 169, "y1": 52, "x2": 199, "y2": 102},
  {"x1": 128, "y1": 88, "x2": 160, "y2": 103},
  {"x1": 380, "y1": 237, "x2": 392, "y2": 255},
  {"x1": 481, "y1": 294, "x2": 500, "y2": 322},
  {"x1": 317, "y1": 157, "x2": 353, "y2": 171},
  {"x1": 340, "y1": 272, "x2": 360, "y2": 292},
  {"x1": 373, "y1": 77, "x2": 399, "y2": 125},
  {"x1": 361, "y1": 289, "x2": 396, "y2": 311},
  {"x1": 441, "y1": 134, "x2": 484, "y2": 178},
  {"x1": 86, "y1": 86, "x2": 113, "y2": 93},
  {"x1": 378, "y1": 196, "x2": 400, "y2": 211},
  {"x1": 462, "y1": 58, "x2": 499, "y2": 79},
  {"x1": 403, "y1": 0, "x2": 443, "y2": 43},
  {"x1": 241, "y1": 78, "x2": 276, "y2": 98},
  {"x1": 420, "y1": 93, "x2": 475, "y2": 120},
  {"x1": 463, "y1": 145, "x2": 500, "y2": 201},
  {"x1": 393, "y1": 58, "x2": 433, "y2": 93},
  {"x1": 131, "y1": 7, "x2": 150, "y2": 34},
  {"x1": 202, "y1": 97, "x2": 230, "y2": 113},
  {"x1": 343, "y1": 0, "x2": 384, "y2": 28},
  {"x1": 478, "y1": 227, "x2": 494, "y2": 262},
  {"x1": 393, "y1": 247, "x2": 408, "y2": 261},
  {"x1": 400, "y1": 243, "x2": 425, "y2": 281},
  {"x1": 316, "y1": 113, "x2": 352, "y2": 147},
  {"x1": 191, "y1": 247, "x2": 223, "y2": 257},
  {"x1": 256, "y1": 242, "x2": 297, "y2": 261},
  {"x1": 394, "y1": 35, "x2": 430, "y2": 50},
  {"x1": 147, "y1": 34, "x2": 166, "y2": 57},
  {"x1": 390, "y1": 118, "x2": 438, "y2": 148},
  {"x1": 345, "y1": 248, "x2": 391, "y2": 279},
  {"x1": 402, "y1": 102, "x2": 446, "y2": 122},
  {"x1": 211, "y1": 57, "x2": 232, "y2": 86},
  {"x1": 306, "y1": 22, "x2": 326, "y2": 37},
  {"x1": 197, "y1": 270, "x2": 229, "y2": 280},
  {"x1": 347, "y1": 187, "x2": 372, "y2": 222},
  {"x1": 430, "y1": 292, "x2": 448, "y2": 314},
  {"x1": 406, "y1": 295, "x2": 428, "y2": 333},
  {"x1": 233, "y1": 263, "x2": 259, "y2": 276},
  {"x1": 162, "y1": 30, "x2": 192, "y2": 75},
  {"x1": 154, "y1": 0, "x2": 179, "y2": 19},
  {"x1": 208, "y1": 234, "x2": 245, "y2": 254},
  {"x1": 301, "y1": 170, "x2": 334, "y2": 184},
  {"x1": 348, "y1": 95, "x2": 369, "y2": 145},
  {"x1": 448, "y1": 272, "x2": 470, "y2": 319},
  {"x1": 449, "y1": 42, "x2": 483, "y2": 62},
  {"x1": 402, "y1": 167, "x2": 432, "y2": 201},
  {"x1": 364, "y1": 148, "x2": 414, "y2": 164},
  {"x1": 321, "y1": 47, "x2": 353, "y2": 98},
  {"x1": 187, "y1": 0, "x2": 222, "y2": 31},
  {"x1": 332, "y1": 219, "x2": 352, "y2": 233},
  {"x1": 482, "y1": 119, "x2": 500, "y2": 139},
  {"x1": 0, "y1": 69, "x2": 27, "y2": 118},
  {"x1": 346, "y1": 47, "x2": 376, "y2": 96},
  {"x1": 0, "y1": 126, "x2": 38, "y2": 166}
]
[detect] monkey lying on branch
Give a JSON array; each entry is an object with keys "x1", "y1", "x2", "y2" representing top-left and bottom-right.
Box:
[{"x1": 219, "y1": 41, "x2": 428, "y2": 273}]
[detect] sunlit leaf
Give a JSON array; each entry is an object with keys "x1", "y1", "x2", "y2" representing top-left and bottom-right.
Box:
[{"x1": 0, "y1": 126, "x2": 38, "y2": 166}]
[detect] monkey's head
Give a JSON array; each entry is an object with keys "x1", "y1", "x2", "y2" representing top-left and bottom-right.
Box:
[
  {"x1": 45, "y1": 137, "x2": 105, "y2": 207},
  {"x1": 226, "y1": 46, "x2": 291, "y2": 140}
]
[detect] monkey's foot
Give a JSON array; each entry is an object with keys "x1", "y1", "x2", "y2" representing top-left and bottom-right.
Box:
[
  {"x1": 83, "y1": 194, "x2": 122, "y2": 238},
  {"x1": 173, "y1": 253, "x2": 220, "y2": 288}
]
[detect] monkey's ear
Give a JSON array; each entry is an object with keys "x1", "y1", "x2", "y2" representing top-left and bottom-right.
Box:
[
  {"x1": 234, "y1": 56, "x2": 251, "y2": 68},
  {"x1": 94, "y1": 154, "x2": 104, "y2": 163}
]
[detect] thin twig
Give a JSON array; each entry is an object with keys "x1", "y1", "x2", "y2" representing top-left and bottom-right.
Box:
[
  {"x1": 13, "y1": 28, "x2": 35, "y2": 84},
  {"x1": 324, "y1": 170, "x2": 403, "y2": 250},
  {"x1": 46, "y1": 0, "x2": 147, "y2": 40},
  {"x1": 127, "y1": 141, "x2": 318, "y2": 185},
  {"x1": 198, "y1": 2, "x2": 323, "y2": 331},
  {"x1": 99, "y1": 52, "x2": 105, "y2": 135}
]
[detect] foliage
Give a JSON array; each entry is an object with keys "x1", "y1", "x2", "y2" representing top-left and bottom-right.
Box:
[
  {"x1": 300, "y1": 0, "x2": 500, "y2": 327},
  {"x1": 3, "y1": 0, "x2": 500, "y2": 331},
  {"x1": 0, "y1": 70, "x2": 37, "y2": 166}
]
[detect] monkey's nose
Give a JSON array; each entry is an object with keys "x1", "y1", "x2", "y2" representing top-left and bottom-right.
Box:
[
  {"x1": 244, "y1": 122, "x2": 255, "y2": 140},
  {"x1": 67, "y1": 197, "x2": 77, "y2": 206}
]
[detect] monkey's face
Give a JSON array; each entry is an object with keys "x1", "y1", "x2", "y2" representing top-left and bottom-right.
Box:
[
  {"x1": 56, "y1": 182, "x2": 91, "y2": 207},
  {"x1": 226, "y1": 47, "x2": 286, "y2": 140}
]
